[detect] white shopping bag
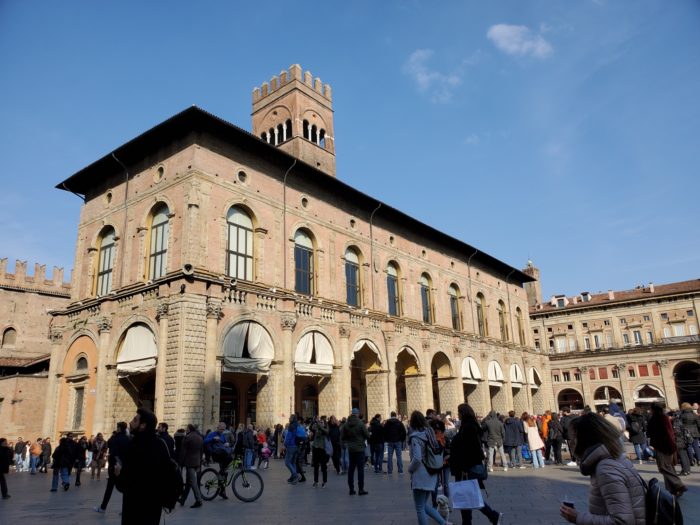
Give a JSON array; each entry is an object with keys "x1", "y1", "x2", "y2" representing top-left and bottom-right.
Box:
[{"x1": 448, "y1": 479, "x2": 484, "y2": 510}]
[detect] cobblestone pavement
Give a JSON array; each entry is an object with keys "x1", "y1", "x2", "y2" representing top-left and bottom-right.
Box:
[{"x1": 0, "y1": 457, "x2": 697, "y2": 525}]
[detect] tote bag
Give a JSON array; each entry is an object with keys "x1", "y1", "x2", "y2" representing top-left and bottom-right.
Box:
[{"x1": 449, "y1": 479, "x2": 484, "y2": 510}]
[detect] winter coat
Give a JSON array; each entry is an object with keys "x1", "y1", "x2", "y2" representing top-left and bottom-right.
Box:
[
  {"x1": 526, "y1": 425, "x2": 545, "y2": 450},
  {"x1": 647, "y1": 413, "x2": 676, "y2": 455},
  {"x1": 52, "y1": 439, "x2": 75, "y2": 469},
  {"x1": 481, "y1": 411, "x2": 505, "y2": 447},
  {"x1": 577, "y1": 444, "x2": 645, "y2": 525},
  {"x1": 41, "y1": 441, "x2": 52, "y2": 460},
  {"x1": 548, "y1": 418, "x2": 564, "y2": 440},
  {"x1": 179, "y1": 430, "x2": 203, "y2": 468},
  {"x1": 107, "y1": 431, "x2": 130, "y2": 471},
  {"x1": 0, "y1": 445, "x2": 12, "y2": 474},
  {"x1": 626, "y1": 413, "x2": 647, "y2": 445},
  {"x1": 368, "y1": 418, "x2": 385, "y2": 444},
  {"x1": 310, "y1": 421, "x2": 329, "y2": 449},
  {"x1": 449, "y1": 418, "x2": 486, "y2": 477},
  {"x1": 341, "y1": 415, "x2": 370, "y2": 453},
  {"x1": 503, "y1": 417, "x2": 525, "y2": 447},
  {"x1": 328, "y1": 422, "x2": 341, "y2": 445},
  {"x1": 408, "y1": 429, "x2": 438, "y2": 491},
  {"x1": 383, "y1": 417, "x2": 407, "y2": 443},
  {"x1": 560, "y1": 414, "x2": 575, "y2": 441},
  {"x1": 241, "y1": 429, "x2": 256, "y2": 450},
  {"x1": 680, "y1": 408, "x2": 700, "y2": 439},
  {"x1": 158, "y1": 431, "x2": 175, "y2": 458},
  {"x1": 671, "y1": 416, "x2": 691, "y2": 449}
]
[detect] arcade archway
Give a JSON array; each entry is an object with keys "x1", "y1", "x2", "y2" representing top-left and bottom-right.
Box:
[
  {"x1": 431, "y1": 352, "x2": 455, "y2": 414},
  {"x1": 674, "y1": 361, "x2": 700, "y2": 404},
  {"x1": 351, "y1": 339, "x2": 385, "y2": 419},
  {"x1": 593, "y1": 386, "x2": 623, "y2": 410},
  {"x1": 557, "y1": 388, "x2": 584, "y2": 411},
  {"x1": 395, "y1": 346, "x2": 422, "y2": 418}
]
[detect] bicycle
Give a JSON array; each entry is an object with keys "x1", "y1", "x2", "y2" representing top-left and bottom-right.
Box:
[{"x1": 198, "y1": 455, "x2": 264, "y2": 502}]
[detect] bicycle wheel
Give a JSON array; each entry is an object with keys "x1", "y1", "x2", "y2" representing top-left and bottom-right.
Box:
[
  {"x1": 198, "y1": 468, "x2": 222, "y2": 501},
  {"x1": 230, "y1": 469, "x2": 264, "y2": 502}
]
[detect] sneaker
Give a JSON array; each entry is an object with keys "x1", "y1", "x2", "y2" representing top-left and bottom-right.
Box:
[
  {"x1": 321, "y1": 483, "x2": 326, "y2": 488},
  {"x1": 218, "y1": 492, "x2": 228, "y2": 499},
  {"x1": 567, "y1": 461, "x2": 577, "y2": 467},
  {"x1": 519, "y1": 465, "x2": 526, "y2": 469},
  {"x1": 312, "y1": 482, "x2": 318, "y2": 487},
  {"x1": 93, "y1": 506, "x2": 105, "y2": 513},
  {"x1": 358, "y1": 489, "x2": 368, "y2": 495},
  {"x1": 639, "y1": 459, "x2": 643, "y2": 465},
  {"x1": 491, "y1": 513, "x2": 504, "y2": 525},
  {"x1": 2, "y1": 495, "x2": 10, "y2": 499},
  {"x1": 488, "y1": 467, "x2": 494, "y2": 473},
  {"x1": 503, "y1": 467, "x2": 508, "y2": 472},
  {"x1": 63, "y1": 483, "x2": 70, "y2": 491},
  {"x1": 349, "y1": 489, "x2": 356, "y2": 495},
  {"x1": 190, "y1": 501, "x2": 203, "y2": 508}
]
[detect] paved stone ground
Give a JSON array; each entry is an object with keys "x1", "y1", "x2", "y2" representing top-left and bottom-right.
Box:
[{"x1": 0, "y1": 455, "x2": 697, "y2": 525}]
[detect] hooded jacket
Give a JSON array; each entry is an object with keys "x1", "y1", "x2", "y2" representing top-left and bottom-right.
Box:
[
  {"x1": 680, "y1": 408, "x2": 700, "y2": 439},
  {"x1": 503, "y1": 417, "x2": 525, "y2": 447},
  {"x1": 341, "y1": 415, "x2": 370, "y2": 453},
  {"x1": 408, "y1": 429, "x2": 437, "y2": 491},
  {"x1": 576, "y1": 444, "x2": 645, "y2": 525},
  {"x1": 481, "y1": 411, "x2": 505, "y2": 447}
]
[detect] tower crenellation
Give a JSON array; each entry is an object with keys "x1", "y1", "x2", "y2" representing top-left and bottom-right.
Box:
[
  {"x1": 0, "y1": 257, "x2": 71, "y2": 296},
  {"x1": 252, "y1": 64, "x2": 332, "y2": 104}
]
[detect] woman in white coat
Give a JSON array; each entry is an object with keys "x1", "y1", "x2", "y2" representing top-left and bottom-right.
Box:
[{"x1": 523, "y1": 413, "x2": 545, "y2": 468}]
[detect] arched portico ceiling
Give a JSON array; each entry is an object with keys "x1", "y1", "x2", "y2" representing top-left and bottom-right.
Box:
[
  {"x1": 223, "y1": 321, "x2": 274, "y2": 374},
  {"x1": 510, "y1": 363, "x2": 524, "y2": 385},
  {"x1": 488, "y1": 361, "x2": 504, "y2": 384},
  {"x1": 351, "y1": 339, "x2": 382, "y2": 365},
  {"x1": 117, "y1": 324, "x2": 157, "y2": 377},
  {"x1": 295, "y1": 331, "x2": 334, "y2": 376},
  {"x1": 461, "y1": 357, "x2": 482, "y2": 385},
  {"x1": 398, "y1": 346, "x2": 420, "y2": 367},
  {"x1": 528, "y1": 367, "x2": 542, "y2": 390},
  {"x1": 633, "y1": 384, "x2": 665, "y2": 403}
]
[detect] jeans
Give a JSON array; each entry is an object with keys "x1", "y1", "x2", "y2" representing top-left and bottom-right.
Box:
[
  {"x1": 51, "y1": 467, "x2": 70, "y2": 490},
  {"x1": 244, "y1": 449, "x2": 254, "y2": 470},
  {"x1": 487, "y1": 445, "x2": 508, "y2": 469},
  {"x1": 284, "y1": 446, "x2": 298, "y2": 479},
  {"x1": 506, "y1": 445, "x2": 522, "y2": 467},
  {"x1": 530, "y1": 448, "x2": 544, "y2": 468},
  {"x1": 412, "y1": 488, "x2": 445, "y2": 525},
  {"x1": 30, "y1": 455, "x2": 39, "y2": 474},
  {"x1": 386, "y1": 441, "x2": 404, "y2": 473},
  {"x1": 14, "y1": 454, "x2": 23, "y2": 472},
  {"x1": 688, "y1": 437, "x2": 700, "y2": 464},
  {"x1": 341, "y1": 446, "x2": 349, "y2": 473},
  {"x1": 181, "y1": 466, "x2": 202, "y2": 503},
  {"x1": 633, "y1": 442, "x2": 655, "y2": 461},
  {"x1": 371, "y1": 443, "x2": 384, "y2": 472},
  {"x1": 347, "y1": 450, "x2": 365, "y2": 490}
]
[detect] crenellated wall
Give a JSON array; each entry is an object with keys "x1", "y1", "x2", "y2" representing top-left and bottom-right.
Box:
[
  {"x1": 0, "y1": 258, "x2": 71, "y2": 296},
  {"x1": 252, "y1": 64, "x2": 332, "y2": 104}
]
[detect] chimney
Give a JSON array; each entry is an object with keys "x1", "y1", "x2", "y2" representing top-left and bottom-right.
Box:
[
  {"x1": 608, "y1": 290, "x2": 615, "y2": 300},
  {"x1": 572, "y1": 296, "x2": 578, "y2": 304},
  {"x1": 649, "y1": 282, "x2": 655, "y2": 293}
]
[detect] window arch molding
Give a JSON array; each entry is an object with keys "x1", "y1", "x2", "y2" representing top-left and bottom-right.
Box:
[
  {"x1": 343, "y1": 245, "x2": 363, "y2": 307},
  {"x1": 448, "y1": 282, "x2": 462, "y2": 331},
  {"x1": 1, "y1": 326, "x2": 18, "y2": 348},
  {"x1": 293, "y1": 226, "x2": 317, "y2": 296},
  {"x1": 419, "y1": 272, "x2": 434, "y2": 324},
  {"x1": 93, "y1": 225, "x2": 118, "y2": 296},
  {"x1": 108, "y1": 315, "x2": 158, "y2": 364},
  {"x1": 385, "y1": 259, "x2": 403, "y2": 317},
  {"x1": 223, "y1": 203, "x2": 258, "y2": 281},
  {"x1": 144, "y1": 201, "x2": 173, "y2": 281},
  {"x1": 497, "y1": 299, "x2": 509, "y2": 341},
  {"x1": 89, "y1": 222, "x2": 120, "y2": 250},
  {"x1": 218, "y1": 314, "x2": 282, "y2": 363},
  {"x1": 475, "y1": 291, "x2": 488, "y2": 337},
  {"x1": 74, "y1": 353, "x2": 89, "y2": 373}
]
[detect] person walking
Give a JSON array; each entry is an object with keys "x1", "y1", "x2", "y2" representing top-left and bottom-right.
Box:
[
  {"x1": 178, "y1": 424, "x2": 204, "y2": 508},
  {"x1": 626, "y1": 408, "x2": 653, "y2": 464},
  {"x1": 482, "y1": 411, "x2": 508, "y2": 472},
  {"x1": 90, "y1": 433, "x2": 107, "y2": 480},
  {"x1": 559, "y1": 412, "x2": 645, "y2": 524},
  {"x1": 680, "y1": 402, "x2": 700, "y2": 465},
  {"x1": 40, "y1": 438, "x2": 52, "y2": 473},
  {"x1": 50, "y1": 437, "x2": 75, "y2": 491},
  {"x1": 73, "y1": 435, "x2": 88, "y2": 486},
  {"x1": 310, "y1": 416, "x2": 329, "y2": 487},
  {"x1": 115, "y1": 408, "x2": 173, "y2": 525},
  {"x1": 29, "y1": 438, "x2": 42, "y2": 475},
  {"x1": 94, "y1": 422, "x2": 130, "y2": 513},
  {"x1": 157, "y1": 422, "x2": 175, "y2": 459},
  {"x1": 548, "y1": 414, "x2": 564, "y2": 465},
  {"x1": 647, "y1": 403, "x2": 687, "y2": 497},
  {"x1": 241, "y1": 424, "x2": 257, "y2": 470},
  {"x1": 13, "y1": 439, "x2": 26, "y2": 473},
  {"x1": 525, "y1": 414, "x2": 545, "y2": 468},
  {"x1": 328, "y1": 416, "x2": 342, "y2": 475},
  {"x1": 449, "y1": 403, "x2": 503, "y2": 525},
  {"x1": 384, "y1": 411, "x2": 407, "y2": 474},
  {"x1": 407, "y1": 411, "x2": 451, "y2": 525},
  {"x1": 503, "y1": 411, "x2": 525, "y2": 469},
  {"x1": 283, "y1": 416, "x2": 300, "y2": 484},
  {"x1": 341, "y1": 408, "x2": 369, "y2": 495},
  {"x1": 369, "y1": 414, "x2": 385, "y2": 473},
  {"x1": 671, "y1": 410, "x2": 692, "y2": 476},
  {"x1": 0, "y1": 438, "x2": 12, "y2": 499}
]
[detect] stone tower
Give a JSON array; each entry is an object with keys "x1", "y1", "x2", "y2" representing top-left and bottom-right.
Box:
[
  {"x1": 252, "y1": 64, "x2": 336, "y2": 177},
  {"x1": 522, "y1": 260, "x2": 542, "y2": 307}
]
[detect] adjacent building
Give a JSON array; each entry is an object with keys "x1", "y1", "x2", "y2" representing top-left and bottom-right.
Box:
[
  {"x1": 42, "y1": 64, "x2": 551, "y2": 438},
  {"x1": 526, "y1": 261, "x2": 700, "y2": 411}
]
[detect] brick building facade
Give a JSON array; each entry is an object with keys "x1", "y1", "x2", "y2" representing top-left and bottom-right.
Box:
[{"x1": 41, "y1": 65, "x2": 552, "y2": 438}]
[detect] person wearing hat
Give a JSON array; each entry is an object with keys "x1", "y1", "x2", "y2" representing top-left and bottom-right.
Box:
[{"x1": 341, "y1": 409, "x2": 370, "y2": 495}]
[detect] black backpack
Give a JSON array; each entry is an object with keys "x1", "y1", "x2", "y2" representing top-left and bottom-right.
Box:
[
  {"x1": 159, "y1": 441, "x2": 184, "y2": 514},
  {"x1": 638, "y1": 475, "x2": 683, "y2": 525}
]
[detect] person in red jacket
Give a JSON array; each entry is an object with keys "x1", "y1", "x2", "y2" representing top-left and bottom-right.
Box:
[{"x1": 647, "y1": 403, "x2": 686, "y2": 497}]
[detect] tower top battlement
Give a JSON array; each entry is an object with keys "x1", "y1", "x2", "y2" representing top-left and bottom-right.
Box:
[
  {"x1": 0, "y1": 258, "x2": 71, "y2": 296},
  {"x1": 252, "y1": 64, "x2": 332, "y2": 104}
]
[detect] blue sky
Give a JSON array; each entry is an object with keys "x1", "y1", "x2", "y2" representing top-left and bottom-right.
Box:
[{"x1": 1, "y1": 1, "x2": 699, "y2": 299}]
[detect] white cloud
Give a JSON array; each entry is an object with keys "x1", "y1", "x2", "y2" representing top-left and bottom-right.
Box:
[
  {"x1": 464, "y1": 134, "x2": 480, "y2": 146},
  {"x1": 402, "y1": 49, "x2": 463, "y2": 103},
  {"x1": 487, "y1": 24, "x2": 553, "y2": 59}
]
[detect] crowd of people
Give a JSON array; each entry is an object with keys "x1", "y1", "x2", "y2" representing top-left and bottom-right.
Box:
[{"x1": 0, "y1": 400, "x2": 698, "y2": 525}]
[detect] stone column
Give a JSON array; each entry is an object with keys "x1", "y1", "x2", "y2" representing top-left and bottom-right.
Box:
[
  {"x1": 579, "y1": 366, "x2": 593, "y2": 408},
  {"x1": 617, "y1": 362, "x2": 634, "y2": 410},
  {"x1": 318, "y1": 372, "x2": 338, "y2": 417},
  {"x1": 437, "y1": 376, "x2": 459, "y2": 416},
  {"x1": 365, "y1": 370, "x2": 389, "y2": 418},
  {"x1": 203, "y1": 301, "x2": 222, "y2": 429},
  {"x1": 338, "y1": 325, "x2": 352, "y2": 416},
  {"x1": 422, "y1": 341, "x2": 434, "y2": 411},
  {"x1": 657, "y1": 359, "x2": 677, "y2": 408},
  {"x1": 404, "y1": 374, "x2": 425, "y2": 416},
  {"x1": 92, "y1": 317, "x2": 113, "y2": 435},
  {"x1": 154, "y1": 302, "x2": 169, "y2": 422},
  {"x1": 280, "y1": 314, "x2": 297, "y2": 419},
  {"x1": 256, "y1": 365, "x2": 280, "y2": 429},
  {"x1": 42, "y1": 328, "x2": 65, "y2": 439},
  {"x1": 386, "y1": 336, "x2": 397, "y2": 414}
]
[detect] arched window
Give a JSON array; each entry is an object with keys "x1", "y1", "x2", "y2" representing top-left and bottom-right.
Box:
[
  {"x1": 1, "y1": 328, "x2": 17, "y2": 348},
  {"x1": 476, "y1": 293, "x2": 487, "y2": 337},
  {"x1": 497, "y1": 300, "x2": 509, "y2": 341},
  {"x1": 345, "y1": 247, "x2": 361, "y2": 307},
  {"x1": 294, "y1": 229, "x2": 314, "y2": 295},
  {"x1": 420, "y1": 273, "x2": 433, "y2": 324},
  {"x1": 319, "y1": 129, "x2": 326, "y2": 149},
  {"x1": 516, "y1": 307, "x2": 525, "y2": 345},
  {"x1": 285, "y1": 119, "x2": 293, "y2": 141},
  {"x1": 387, "y1": 262, "x2": 401, "y2": 316},
  {"x1": 96, "y1": 227, "x2": 116, "y2": 296},
  {"x1": 449, "y1": 284, "x2": 461, "y2": 330},
  {"x1": 148, "y1": 204, "x2": 170, "y2": 280},
  {"x1": 303, "y1": 120, "x2": 310, "y2": 140},
  {"x1": 76, "y1": 356, "x2": 88, "y2": 372},
  {"x1": 227, "y1": 206, "x2": 254, "y2": 281}
]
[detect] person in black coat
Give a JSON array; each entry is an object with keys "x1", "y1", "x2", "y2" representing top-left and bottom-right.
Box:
[
  {"x1": 51, "y1": 437, "x2": 75, "y2": 491},
  {"x1": 0, "y1": 438, "x2": 12, "y2": 498},
  {"x1": 116, "y1": 408, "x2": 172, "y2": 525},
  {"x1": 328, "y1": 416, "x2": 342, "y2": 474},
  {"x1": 503, "y1": 411, "x2": 525, "y2": 469},
  {"x1": 548, "y1": 415, "x2": 564, "y2": 465},
  {"x1": 450, "y1": 404, "x2": 502, "y2": 525},
  {"x1": 368, "y1": 414, "x2": 385, "y2": 473},
  {"x1": 94, "y1": 421, "x2": 130, "y2": 513},
  {"x1": 383, "y1": 411, "x2": 407, "y2": 474}
]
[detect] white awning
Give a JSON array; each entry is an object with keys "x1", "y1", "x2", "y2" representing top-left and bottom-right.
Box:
[
  {"x1": 510, "y1": 363, "x2": 524, "y2": 385},
  {"x1": 351, "y1": 339, "x2": 382, "y2": 364},
  {"x1": 295, "y1": 331, "x2": 334, "y2": 376},
  {"x1": 223, "y1": 321, "x2": 274, "y2": 374},
  {"x1": 488, "y1": 361, "x2": 504, "y2": 384},
  {"x1": 399, "y1": 346, "x2": 420, "y2": 368},
  {"x1": 117, "y1": 324, "x2": 157, "y2": 377},
  {"x1": 461, "y1": 357, "x2": 482, "y2": 385},
  {"x1": 633, "y1": 384, "x2": 665, "y2": 402},
  {"x1": 528, "y1": 367, "x2": 541, "y2": 390}
]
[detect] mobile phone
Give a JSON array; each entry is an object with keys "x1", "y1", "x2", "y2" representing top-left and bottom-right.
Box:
[{"x1": 563, "y1": 501, "x2": 575, "y2": 509}]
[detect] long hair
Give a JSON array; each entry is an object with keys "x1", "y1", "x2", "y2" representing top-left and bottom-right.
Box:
[
  {"x1": 571, "y1": 412, "x2": 623, "y2": 459},
  {"x1": 410, "y1": 410, "x2": 428, "y2": 431},
  {"x1": 457, "y1": 403, "x2": 476, "y2": 422}
]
